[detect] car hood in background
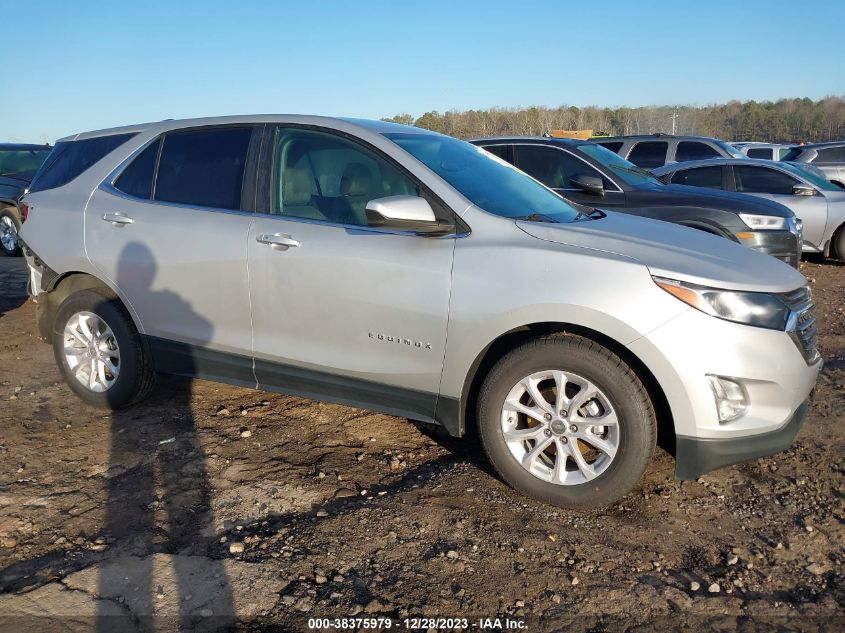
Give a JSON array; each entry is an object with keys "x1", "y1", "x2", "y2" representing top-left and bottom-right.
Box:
[
  {"x1": 517, "y1": 210, "x2": 806, "y2": 293},
  {"x1": 627, "y1": 182, "x2": 794, "y2": 218}
]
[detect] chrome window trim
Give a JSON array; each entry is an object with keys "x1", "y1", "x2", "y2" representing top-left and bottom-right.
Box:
[{"x1": 251, "y1": 209, "x2": 468, "y2": 239}]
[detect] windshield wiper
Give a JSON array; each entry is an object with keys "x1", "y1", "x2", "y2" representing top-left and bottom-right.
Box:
[{"x1": 514, "y1": 213, "x2": 560, "y2": 223}]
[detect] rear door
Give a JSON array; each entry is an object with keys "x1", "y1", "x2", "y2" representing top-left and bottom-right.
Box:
[
  {"x1": 247, "y1": 125, "x2": 456, "y2": 421},
  {"x1": 85, "y1": 125, "x2": 259, "y2": 380},
  {"x1": 730, "y1": 164, "x2": 828, "y2": 248}
]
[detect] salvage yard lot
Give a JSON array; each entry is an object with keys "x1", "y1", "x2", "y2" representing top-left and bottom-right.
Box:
[{"x1": 0, "y1": 255, "x2": 842, "y2": 631}]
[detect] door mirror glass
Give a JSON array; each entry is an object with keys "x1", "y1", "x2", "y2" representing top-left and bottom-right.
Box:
[
  {"x1": 792, "y1": 184, "x2": 816, "y2": 197},
  {"x1": 365, "y1": 196, "x2": 451, "y2": 235},
  {"x1": 570, "y1": 173, "x2": 605, "y2": 197}
]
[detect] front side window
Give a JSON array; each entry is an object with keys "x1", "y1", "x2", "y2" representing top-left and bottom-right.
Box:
[
  {"x1": 778, "y1": 147, "x2": 794, "y2": 160},
  {"x1": 514, "y1": 144, "x2": 610, "y2": 190},
  {"x1": 746, "y1": 147, "x2": 774, "y2": 160},
  {"x1": 595, "y1": 141, "x2": 623, "y2": 154},
  {"x1": 385, "y1": 133, "x2": 583, "y2": 223},
  {"x1": 780, "y1": 147, "x2": 802, "y2": 162},
  {"x1": 670, "y1": 165, "x2": 724, "y2": 189},
  {"x1": 271, "y1": 128, "x2": 421, "y2": 226},
  {"x1": 114, "y1": 139, "x2": 161, "y2": 199},
  {"x1": 0, "y1": 148, "x2": 51, "y2": 177},
  {"x1": 29, "y1": 134, "x2": 135, "y2": 193},
  {"x1": 733, "y1": 165, "x2": 798, "y2": 195},
  {"x1": 154, "y1": 127, "x2": 252, "y2": 210},
  {"x1": 814, "y1": 146, "x2": 845, "y2": 163},
  {"x1": 627, "y1": 142, "x2": 668, "y2": 168},
  {"x1": 675, "y1": 141, "x2": 721, "y2": 162},
  {"x1": 577, "y1": 143, "x2": 660, "y2": 186}
]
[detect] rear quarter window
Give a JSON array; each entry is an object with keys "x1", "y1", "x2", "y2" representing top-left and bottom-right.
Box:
[{"x1": 29, "y1": 134, "x2": 136, "y2": 193}]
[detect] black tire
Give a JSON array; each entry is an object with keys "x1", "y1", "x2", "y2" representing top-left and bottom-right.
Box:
[
  {"x1": 0, "y1": 207, "x2": 22, "y2": 257},
  {"x1": 477, "y1": 334, "x2": 656, "y2": 509},
  {"x1": 833, "y1": 224, "x2": 845, "y2": 261},
  {"x1": 52, "y1": 289, "x2": 155, "y2": 408}
]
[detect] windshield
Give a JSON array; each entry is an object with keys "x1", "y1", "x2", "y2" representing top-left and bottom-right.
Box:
[
  {"x1": 715, "y1": 140, "x2": 745, "y2": 159},
  {"x1": 384, "y1": 133, "x2": 583, "y2": 223},
  {"x1": 577, "y1": 143, "x2": 662, "y2": 186},
  {"x1": 0, "y1": 148, "x2": 51, "y2": 177},
  {"x1": 780, "y1": 162, "x2": 841, "y2": 191}
]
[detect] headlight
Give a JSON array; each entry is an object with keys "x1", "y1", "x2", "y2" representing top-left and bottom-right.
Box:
[
  {"x1": 738, "y1": 213, "x2": 788, "y2": 231},
  {"x1": 654, "y1": 277, "x2": 790, "y2": 330}
]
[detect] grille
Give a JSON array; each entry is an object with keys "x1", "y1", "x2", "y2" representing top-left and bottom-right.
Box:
[{"x1": 780, "y1": 287, "x2": 820, "y2": 364}]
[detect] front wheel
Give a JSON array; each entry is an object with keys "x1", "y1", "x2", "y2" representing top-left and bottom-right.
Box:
[
  {"x1": 52, "y1": 289, "x2": 155, "y2": 408},
  {"x1": 477, "y1": 334, "x2": 656, "y2": 509},
  {"x1": 0, "y1": 208, "x2": 22, "y2": 256}
]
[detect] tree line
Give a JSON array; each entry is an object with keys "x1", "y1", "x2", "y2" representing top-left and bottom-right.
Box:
[{"x1": 382, "y1": 96, "x2": 845, "y2": 142}]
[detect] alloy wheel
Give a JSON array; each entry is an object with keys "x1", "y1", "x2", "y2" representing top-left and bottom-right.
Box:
[{"x1": 0, "y1": 215, "x2": 18, "y2": 253}]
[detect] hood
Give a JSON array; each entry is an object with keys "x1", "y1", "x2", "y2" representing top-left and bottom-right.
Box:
[
  {"x1": 517, "y1": 211, "x2": 806, "y2": 293},
  {"x1": 630, "y1": 182, "x2": 793, "y2": 218}
]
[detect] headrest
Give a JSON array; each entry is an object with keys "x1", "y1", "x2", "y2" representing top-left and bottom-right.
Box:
[
  {"x1": 340, "y1": 162, "x2": 372, "y2": 197},
  {"x1": 282, "y1": 166, "x2": 313, "y2": 206}
]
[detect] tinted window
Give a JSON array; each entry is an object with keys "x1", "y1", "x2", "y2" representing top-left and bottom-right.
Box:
[
  {"x1": 733, "y1": 165, "x2": 798, "y2": 194},
  {"x1": 514, "y1": 144, "x2": 611, "y2": 189},
  {"x1": 386, "y1": 133, "x2": 582, "y2": 223},
  {"x1": 114, "y1": 139, "x2": 160, "y2": 199},
  {"x1": 778, "y1": 147, "x2": 794, "y2": 160},
  {"x1": 746, "y1": 147, "x2": 773, "y2": 159},
  {"x1": 0, "y1": 149, "x2": 51, "y2": 177},
  {"x1": 596, "y1": 141, "x2": 623, "y2": 154},
  {"x1": 481, "y1": 144, "x2": 512, "y2": 162},
  {"x1": 29, "y1": 134, "x2": 135, "y2": 193},
  {"x1": 780, "y1": 147, "x2": 802, "y2": 162},
  {"x1": 814, "y1": 146, "x2": 845, "y2": 163},
  {"x1": 670, "y1": 165, "x2": 724, "y2": 189},
  {"x1": 627, "y1": 142, "x2": 668, "y2": 168},
  {"x1": 154, "y1": 127, "x2": 252, "y2": 210},
  {"x1": 675, "y1": 141, "x2": 722, "y2": 162},
  {"x1": 271, "y1": 128, "x2": 421, "y2": 226},
  {"x1": 578, "y1": 143, "x2": 662, "y2": 186}
]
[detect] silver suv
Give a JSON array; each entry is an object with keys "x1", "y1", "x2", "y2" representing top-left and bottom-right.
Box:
[{"x1": 20, "y1": 116, "x2": 821, "y2": 509}]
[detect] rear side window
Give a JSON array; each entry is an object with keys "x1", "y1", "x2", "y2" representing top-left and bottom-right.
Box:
[
  {"x1": 670, "y1": 165, "x2": 724, "y2": 189},
  {"x1": 481, "y1": 144, "x2": 513, "y2": 163},
  {"x1": 596, "y1": 141, "x2": 623, "y2": 154},
  {"x1": 814, "y1": 146, "x2": 845, "y2": 163},
  {"x1": 675, "y1": 141, "x2": 721, "y2": 162},
  {"x1": 733, "y1": 165, "x2": 798, "y2": 194},
  {"x1": 114, "y1": 139, "x2": 161, "y2": 199},
  {"x1": 780, "y1": 147, "x2": 802, "y2": 162},
  {"x1": 29, "y1": 134, "x2": 135, "y2": 193},
  {"x1": 746, "y1": 147, "x2": 773, "y2": 159},
  {"x1": 627, "y1": 142, "x2": 668, "y2": 168},
  {"x1": 154, "y1": 127, "x2": 253, "y2": 210},
  {"x1": 778, "y1": 147, "x2": 794, "y2": 160}
]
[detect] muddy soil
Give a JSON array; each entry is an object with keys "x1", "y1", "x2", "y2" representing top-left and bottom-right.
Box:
[{"x1": 0, "y1": 255, "x2": 842, "y2": 632}]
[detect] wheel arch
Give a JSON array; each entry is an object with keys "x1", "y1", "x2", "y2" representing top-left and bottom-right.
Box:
[{"x1": 456, "y1": 321, "x2": 676, "y2": 456}]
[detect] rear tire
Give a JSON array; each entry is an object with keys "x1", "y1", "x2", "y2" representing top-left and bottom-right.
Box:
[
  {"x1": 833, "y1": 224, "x2": 845, "y2": 261},
  {"x1": 52, "y1": 289, "x2": 155, "y2": 408},
  {"x1": 0, "y1": 208, "x2": 22, "y2": 257},
  {"x1": 477, "y1": 334, "x2": 656, "y2": 509}
]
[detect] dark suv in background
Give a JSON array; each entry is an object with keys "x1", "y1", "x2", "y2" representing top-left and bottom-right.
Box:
[
  {"x1": 0, "y1": 143, "x2": 52, "y2": 256},
  {"x1": 593, "y1": 134, "x2": 746, "y2": 169},
  {"x1": 470, "y1": 137, "x2": 802, "y2": 267}
]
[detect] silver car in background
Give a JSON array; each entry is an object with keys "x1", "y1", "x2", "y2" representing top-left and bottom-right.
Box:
[
  {"x1": 731, "y1": 142, "x2": 796, "y2": 160},
  {"x1": 782, "y1": 142, "x2": 845, "y2": 188},
  {"x1": 654, "y1": 158, "x2": 845, "y2": 259},
  {"x1": 20, "y1": 116, "x2": 821, "y2": 509}
]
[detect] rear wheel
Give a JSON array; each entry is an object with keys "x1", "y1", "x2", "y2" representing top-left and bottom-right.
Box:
[
  {"x1": 477, "y1": 334, "x2": 656, "y2": 509},
  {"x1": 0, "y1": 208, "x2": 22, "y2": 256},
  {"x1": 833, "y1": 224, "x2": 845, "y2": 261},
  {"x1": 52, "y1": 289, "x2": 155, "y2": 408}
]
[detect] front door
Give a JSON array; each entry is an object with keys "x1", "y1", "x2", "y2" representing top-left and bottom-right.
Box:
[{"x1": 247, "y1": 126, "x2": 455, "y2": 420}]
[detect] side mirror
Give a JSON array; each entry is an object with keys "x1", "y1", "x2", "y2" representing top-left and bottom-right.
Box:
[
  {"x1": 792, "y1": 184, "x2": 816, "y2": 196},
  {"x1": 365, "y1": 196, "x2": 452, "y2": 235},
  {"x1": 570, "y1": 174, "x2": 605, "y2": 197}
]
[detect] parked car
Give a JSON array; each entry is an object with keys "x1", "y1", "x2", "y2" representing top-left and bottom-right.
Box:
[
  {"x1": 592, "y1": 134, "x2": 746, "y2": 168},
  {"x1": 653, "y1": 158, "x2": 845, "y2": 260},
  {"x1": 470, "y1": 137, "x2": 802, "y2": 267},
  {"x1": 20, "y1": 116, "x2": 820, "y2": 509},
  {"x1": 781, "y1": 142, "x2": 845, "y2": 188},
  {"x1": 0, "y1": 143, "x2": 51, "y2": 255},
  {"x1": 731, "y1": 142, "x2": 796, "y2": 161}
]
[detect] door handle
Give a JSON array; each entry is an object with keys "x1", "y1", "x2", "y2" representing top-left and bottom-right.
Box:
[
  {"x1": 256, "y1": 233, "x2": 299, "y2": 250},
  {"x1": 102, "y1": 212, "x2": 134, "y2": 225}
]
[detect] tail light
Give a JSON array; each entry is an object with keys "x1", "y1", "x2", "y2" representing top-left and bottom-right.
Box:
[{"x1": 20, "y1": 201, "x2": 29, "y2": 222}]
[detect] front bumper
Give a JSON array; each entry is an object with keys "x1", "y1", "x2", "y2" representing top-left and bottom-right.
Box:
[
  {"x1": 737, "y1": 229, "x2": 801, "y2": 268},
  {"x1": 675, "y1": 398, "x2": 809, "y2": 480}
]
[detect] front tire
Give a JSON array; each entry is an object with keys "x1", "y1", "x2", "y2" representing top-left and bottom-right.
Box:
[
  {"x1": 0, "y1": 208, "x2": 22, "y2": 257},
  {"x1": 477, "y1": 334, "x2": 656, "y2": 509},
  {"x1": 52, "y1": 289, "x2": 155, "y2": 408}
]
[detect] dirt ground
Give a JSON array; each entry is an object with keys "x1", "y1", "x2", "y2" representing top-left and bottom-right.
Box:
[{"x1": 0, "y1": 254, "x2": 842, "y2": 632}]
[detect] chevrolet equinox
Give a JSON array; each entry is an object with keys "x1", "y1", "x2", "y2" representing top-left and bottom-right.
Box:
[{"x1": 19, "y1": 116, "x2": 822, "y2": 509}]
